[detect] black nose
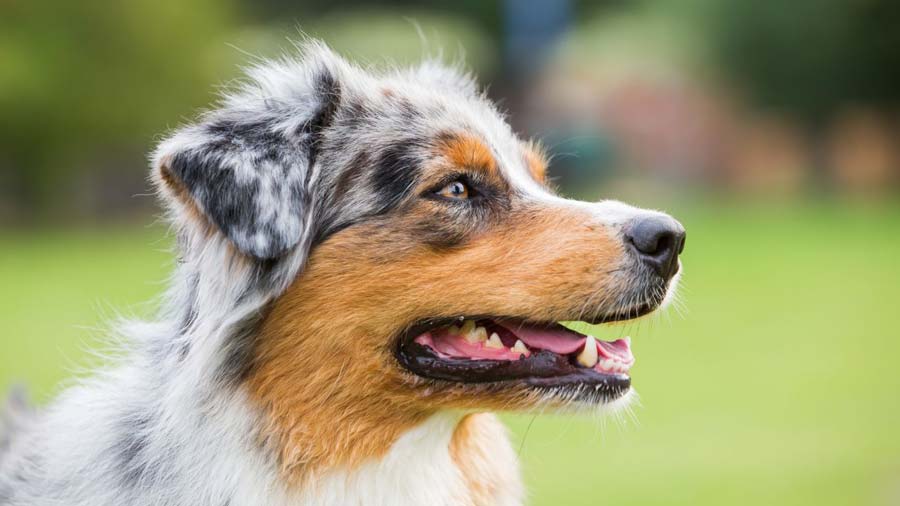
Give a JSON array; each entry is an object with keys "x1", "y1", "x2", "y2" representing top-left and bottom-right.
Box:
[{"x1": 625, "y1": 215, "x2": 686, "y2": 279}]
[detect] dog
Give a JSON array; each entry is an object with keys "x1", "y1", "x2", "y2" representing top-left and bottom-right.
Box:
[{"x1": 0, "y1": 41, "x2": 685, "y2": 505}]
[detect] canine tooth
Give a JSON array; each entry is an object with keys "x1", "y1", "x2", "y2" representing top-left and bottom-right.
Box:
[
  {"x1": 577, "y1": 336, "x2": 599, "y2": 367},
  {"x1": 485, "y1": 332, "x2": 504, "y2": 349},
  {"x1": 459, "y1": 320, "x2": 476, "y2": 336},
  {"x1": 447, "y1": 325, "x2": 461, "y2": 335},
  {"x1": 466, "y1": 326, "x2": 488, "y2": 344},
  {"x1": 511, "y1": 339, "x2": 530, "y2": 356}
]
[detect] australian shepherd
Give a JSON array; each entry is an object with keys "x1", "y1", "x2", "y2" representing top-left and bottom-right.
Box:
[{"x1": 0, "y1": 42, "x2": 685, "y2": 505}]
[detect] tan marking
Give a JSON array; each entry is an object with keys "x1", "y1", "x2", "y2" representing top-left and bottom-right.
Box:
[
  {"x1": 155, "y1": 158, "x2": 218, "y2": 240},
  {"x1": 246, "y1": 199, "x2": 624, "y2": 484},
  {"x1": 450, "y1": 414, "x2": 523, "y2": 505},
  {"x1": 438, "y1": 133, "x2": 498, "y2": 175},
  {"x1": 523, "y1": 140, "x2": 549, "y2": 183}
]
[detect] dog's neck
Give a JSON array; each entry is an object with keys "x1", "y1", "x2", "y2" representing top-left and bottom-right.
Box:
[
  {"x1": 161, "y1": 248, "x2": 524, "y2": 504},
  {"x1": 147, "y1": 366, "x2": 522, "y2": 506}
]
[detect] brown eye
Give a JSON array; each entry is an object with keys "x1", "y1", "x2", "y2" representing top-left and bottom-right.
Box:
[{"x1": 437, "y1": 180, "x2": 470, "y2": 199}]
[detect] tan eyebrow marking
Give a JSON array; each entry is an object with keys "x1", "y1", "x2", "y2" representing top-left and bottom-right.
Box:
[
  {"x1": 437, "y1": 133, "x2": 498, "y2": 175},
  {"x1": 522, "y1": 140, "x2": 548, "y2": 183}
]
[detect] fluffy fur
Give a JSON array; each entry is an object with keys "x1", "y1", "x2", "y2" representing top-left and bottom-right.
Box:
[{"x1": 0, "y1": 41, "x2": 679, "y2": 505}]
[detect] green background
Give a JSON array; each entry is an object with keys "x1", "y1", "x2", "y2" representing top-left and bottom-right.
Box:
[{"x1": 4, "y1": 200, "x2": 898, "y2": 505}]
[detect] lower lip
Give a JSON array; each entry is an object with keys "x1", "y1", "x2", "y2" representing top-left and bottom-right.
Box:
[{"x1": 396, "y1": 341, "x2": 632, "y2": 391}]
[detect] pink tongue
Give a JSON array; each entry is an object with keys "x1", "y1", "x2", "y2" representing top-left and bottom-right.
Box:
[
  {"x1": 497, "y1": 322, "x2": 585, "y2": 354},
  {"x1": 597, "y1": 339, "x2": 634, "y2": 363},
  {"x1": 498, "y1": 321, "x2": 634, "y2": 363}
]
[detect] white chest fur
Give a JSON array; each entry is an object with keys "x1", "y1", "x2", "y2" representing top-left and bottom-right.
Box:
[{"x1": 289, "y1": 413, "x2": 522, "y2": 506}]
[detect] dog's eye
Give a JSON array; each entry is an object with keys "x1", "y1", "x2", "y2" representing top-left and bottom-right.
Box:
[{"x1": 436, "y1": 180, "x2": 471, "y2": 200}]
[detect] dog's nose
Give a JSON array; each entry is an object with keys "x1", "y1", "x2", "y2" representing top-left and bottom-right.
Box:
[{"x1": 625, "y1": 215, "x2": 686, "y2": 280}]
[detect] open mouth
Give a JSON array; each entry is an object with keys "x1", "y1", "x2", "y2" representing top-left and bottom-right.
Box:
[{"x1": 396, "y1": 314, "x2": 645, "y2": 401}]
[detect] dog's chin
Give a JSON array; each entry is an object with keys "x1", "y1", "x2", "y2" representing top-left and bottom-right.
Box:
[{"x1": 394, "y1": 290, "x2": 668, "y2": 406}]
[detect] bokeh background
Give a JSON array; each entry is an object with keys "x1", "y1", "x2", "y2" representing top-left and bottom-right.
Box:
[{"x1": 2, "y1": 1, "x2": 899, "y2": 504}]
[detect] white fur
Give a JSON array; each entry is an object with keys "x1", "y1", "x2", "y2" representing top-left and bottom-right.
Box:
[{"x1": 295, "y1": 413, "x2": 470, "y2": 506}]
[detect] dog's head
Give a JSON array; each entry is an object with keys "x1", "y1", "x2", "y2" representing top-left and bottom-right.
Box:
[{"x1": 153, "y1": 43, "x2": 684, "y2": 472}]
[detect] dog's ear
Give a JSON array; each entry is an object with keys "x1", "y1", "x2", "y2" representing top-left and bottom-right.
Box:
[{"x1": 152, "y1": 45, "x2": 345, "y2": 260}]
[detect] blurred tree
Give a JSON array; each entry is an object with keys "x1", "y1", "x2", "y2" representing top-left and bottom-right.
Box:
[
  {"x1": 712, "y1": 0, "x2": 900, "y2": 118},
  {"x1": 707, "y1": 0, "x2": 900, "y2": 184},
  {"x1": 712, "y1": 0, "x2": 900, "y2": 117},
  {"x1": 0, "y1": 0, "x2": 240, "y2": 219},
  {"x1": 249, "y1": 0, "x2": 503, "y2": 41}
]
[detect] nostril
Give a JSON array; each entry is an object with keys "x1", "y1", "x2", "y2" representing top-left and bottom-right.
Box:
[
  {"x1": 625, "y1": 215, "x2": 686, "y2": 279},
  {"x1": 626, "y1": 217, "x2": 675, "y2": 256},
  {"x1": 651, "y1": 233, "x2": 673, "y2": 257}
]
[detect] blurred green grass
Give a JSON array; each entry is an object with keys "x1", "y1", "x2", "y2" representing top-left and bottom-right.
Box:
[{"x1": 2, "y1": 201, "x2": 900, "y2": 505}]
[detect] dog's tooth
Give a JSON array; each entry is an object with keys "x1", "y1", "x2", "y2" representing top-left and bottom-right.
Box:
[
  {"x1": 466, "y1": 326, "x2": 488, "y2": 344},
  {"x1": 511, "y1": 339, "x2": 530, "y2": 356},
  {"x1": 576, "y1": 336, "x2": 599, "y2": 368},
  {"x1": 485, "y1": 332, "x2": 504, "y2": 349},
  {"x1": 459, "y1": 320, "x2": 476, "y2": 337},
  {"x1": 447, "y1": 325, "x2": 461, "y2": 335}
]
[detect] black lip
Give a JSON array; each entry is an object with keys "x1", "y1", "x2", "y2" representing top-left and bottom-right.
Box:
[{"x1": 396, "y1": 341, "x2": 631, "y2": 394}]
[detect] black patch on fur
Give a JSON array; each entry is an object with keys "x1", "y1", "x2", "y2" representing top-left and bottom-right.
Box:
[
  {"x1": 217, "y1": 310, "x2": 267, "y2": 385},
  {"x1": 370, "y1": 143, "x2": 422, "y2": 214},
  {"x1": 305, "y1": 70, "x2": 341, "y2": 173},
  {"x1": 250, "y1": 257, "x2": 287, "y2": 298}
]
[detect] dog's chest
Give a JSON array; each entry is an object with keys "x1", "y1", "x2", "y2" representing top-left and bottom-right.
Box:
[{"x1": 285, "y1": 413, "x2": 522, "y2": 506}]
